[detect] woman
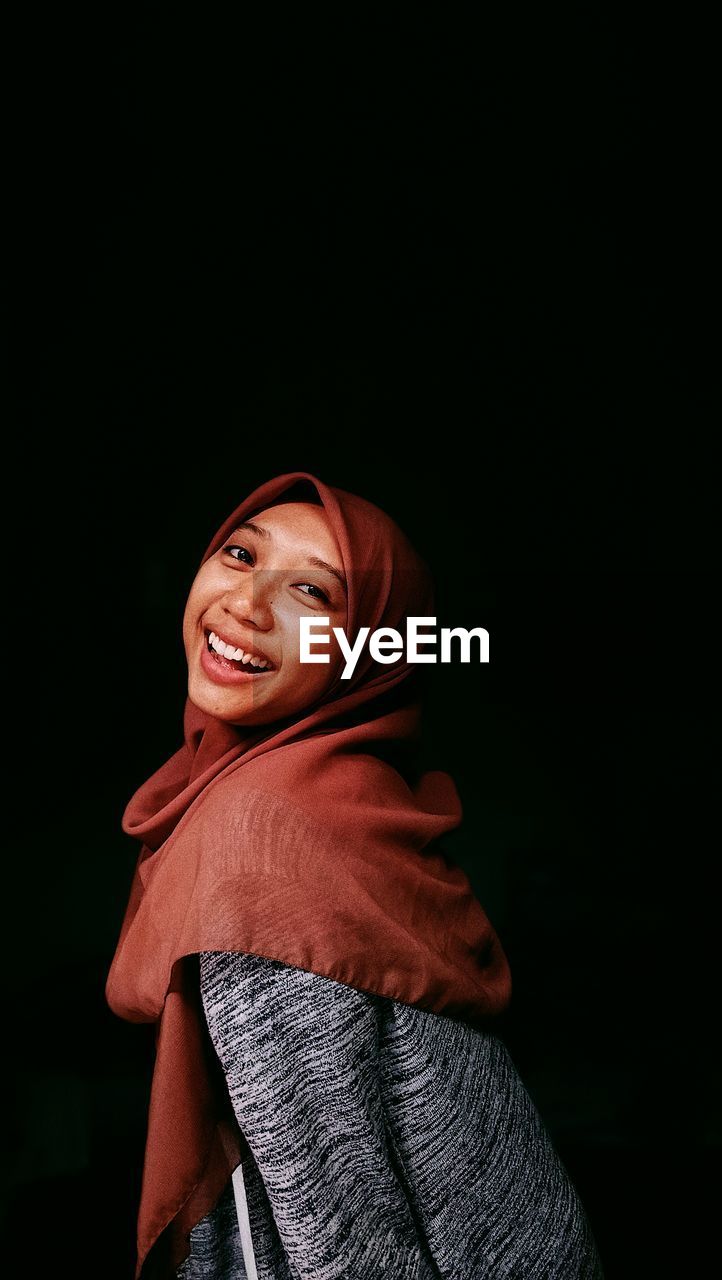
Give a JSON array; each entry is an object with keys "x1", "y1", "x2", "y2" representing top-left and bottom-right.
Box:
[{"x1": 106, "y1": 471, "x2": 604, "y2": 1280}]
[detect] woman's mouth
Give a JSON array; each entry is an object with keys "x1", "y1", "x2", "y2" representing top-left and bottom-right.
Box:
[{"x1": 200, "y1": 629, "x2": 276, "y2": 686}]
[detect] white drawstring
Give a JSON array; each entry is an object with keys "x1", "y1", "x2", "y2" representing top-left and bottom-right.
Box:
[{"x1": 231, "y1": 1159, "x2": 259, "y2": 1280}]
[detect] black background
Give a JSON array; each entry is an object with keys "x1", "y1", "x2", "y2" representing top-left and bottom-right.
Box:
[{"x1": 7, "y1": 8, "x2": 717, "y2": 1278}]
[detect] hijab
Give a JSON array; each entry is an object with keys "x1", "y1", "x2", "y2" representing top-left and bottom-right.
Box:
[{"x1": 105, "y1": 471, "x2": 512, "y2": 1279}]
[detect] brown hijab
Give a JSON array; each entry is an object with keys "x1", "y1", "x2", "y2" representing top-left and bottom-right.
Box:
[{"x1": 105, "y1": 471, "x2": 512, "y2": 1279}]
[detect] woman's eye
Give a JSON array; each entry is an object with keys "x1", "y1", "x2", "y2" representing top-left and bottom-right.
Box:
[
  {"x1": 222, "y1": 547, "x2": 328, "y2": 603},
  {"x1": 223, "y1": 544, "x2": 254, "y2": 565},
  {"x1": 221, "y1": 545, "x2": 327, "y2": 604},
  {"x1": 297, "y1": 583, "x2": 330, "y2": 604}
]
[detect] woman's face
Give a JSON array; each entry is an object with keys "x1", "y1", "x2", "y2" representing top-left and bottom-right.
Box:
[{"x1": 183, "y1": 501, "x2": 348, "y2": 725}]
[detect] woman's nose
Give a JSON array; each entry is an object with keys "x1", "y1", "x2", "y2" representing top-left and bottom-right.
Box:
[{"x1": 223, "y1": 571, "x2": 276, "y2": 630}]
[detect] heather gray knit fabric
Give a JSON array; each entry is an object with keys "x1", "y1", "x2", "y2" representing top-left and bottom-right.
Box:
[{"x1": 175, "y1": 951, "x2": 604, "y2": 1279}]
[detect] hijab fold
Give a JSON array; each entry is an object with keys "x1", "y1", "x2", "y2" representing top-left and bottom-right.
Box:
[{"x1": 105, "y1": 472, "x2": 512, "y2": 1279}]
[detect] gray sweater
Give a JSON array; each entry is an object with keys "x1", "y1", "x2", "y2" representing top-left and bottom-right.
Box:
[{"x1": 175, "y1": 951, "x2": 604, "y2": 1279}]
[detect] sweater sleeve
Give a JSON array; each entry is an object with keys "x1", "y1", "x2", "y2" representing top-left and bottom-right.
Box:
[{"x1": 198, "y1": 949, "x2": 439, "y2": 1280}]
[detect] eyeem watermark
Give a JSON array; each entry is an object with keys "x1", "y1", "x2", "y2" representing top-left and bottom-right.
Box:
[{"x1": 300, "y1": 616, "x2": 489, "y2": 680}]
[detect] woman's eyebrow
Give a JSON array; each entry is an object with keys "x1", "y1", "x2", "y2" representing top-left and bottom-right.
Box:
[
  {"x1": 232, "y1": 522, "x2": 346, "y2": 593},
  {"x1": 233, "y1": 520, "x2": 270, "y2": 540},
  {"x1": 306, "y1": 557, "x2": 347, "y2": 592}
]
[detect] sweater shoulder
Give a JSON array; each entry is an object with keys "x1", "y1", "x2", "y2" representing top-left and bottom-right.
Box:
[{"x1": 198, "y1": 947, "x2": 383, "y2": 1011}]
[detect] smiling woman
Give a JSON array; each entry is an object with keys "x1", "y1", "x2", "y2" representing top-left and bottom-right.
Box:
[
  {"x1": 106, "y1": 471, "x2": 605, "y2": 1280},
  {"x1": 182, "y1": 501, "x2": 349, "y2": 725}
]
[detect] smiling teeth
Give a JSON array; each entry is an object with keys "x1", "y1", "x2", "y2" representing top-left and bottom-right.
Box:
[{"x1": 208, "y1": 631, "x2": 271, "y2": 669}]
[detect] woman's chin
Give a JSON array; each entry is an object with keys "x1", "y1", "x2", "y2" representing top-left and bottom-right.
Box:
[
  {"x1": 188, "y1": 674, "x2": 247, "y2": 719},
  {"x1": 188, "y1": 678, "x2": 283, "y2": 728}
]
